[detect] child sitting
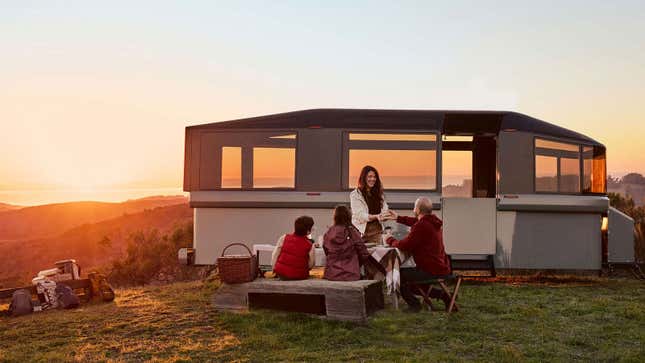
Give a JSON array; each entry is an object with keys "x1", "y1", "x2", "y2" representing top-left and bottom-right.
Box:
[{"x1": 271, "y1": 216, "x2": 315, "y2": 280}]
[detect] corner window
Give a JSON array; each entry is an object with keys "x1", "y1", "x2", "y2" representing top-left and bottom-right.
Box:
[
  {"x1": 583, "y1": 146, "x2": 607, "y2": 193},
  {"x1": 534, "y1": 138, "x2": 581, "y2": 193},
  {"x1": 346, "y1": 133, "x2": 438, "y2": 190}
]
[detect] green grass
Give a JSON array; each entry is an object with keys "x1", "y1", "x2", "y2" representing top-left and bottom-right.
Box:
[{"x1": 1, "y1": 277, "x2": 644, "y2": 362}]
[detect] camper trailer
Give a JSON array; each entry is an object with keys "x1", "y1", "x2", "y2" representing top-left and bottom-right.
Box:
[{"x1": 182, "y1": 109, "x2": 635, "y2": 273}]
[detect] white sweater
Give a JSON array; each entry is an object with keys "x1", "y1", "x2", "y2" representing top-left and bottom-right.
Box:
[{"x1": 349, "y1": 189, "x2": 389, "y2": 234}]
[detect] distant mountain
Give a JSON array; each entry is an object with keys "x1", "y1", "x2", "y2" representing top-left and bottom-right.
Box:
[
  {"x1": 0, "y1": 203, "x2": 21, "y2": 213},
  {"x1": 0, "y1": 195, "x2": 187, "y2": 241},
  {"x1": 608, "y1": 173, "x2": 645, "y2": 206},
  {"x1": 0, "y1": 202, "x2": 193, "y2": 287}
]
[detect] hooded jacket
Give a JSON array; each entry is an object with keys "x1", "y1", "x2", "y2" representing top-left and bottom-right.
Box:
[
  {"x1": 387, "y1": 214, "x2": 451, "y2": 276},
  {"x1": 323, "y1": 225, "x2": 370, "y2": 281},
  {"x1": 349, "y1": 189, "x2": 389, "y2": 234}
]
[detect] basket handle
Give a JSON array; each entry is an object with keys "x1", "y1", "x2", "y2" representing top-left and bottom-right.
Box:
[{"x1": 221, "y1": 243, "x2": 253, "y2": 257}]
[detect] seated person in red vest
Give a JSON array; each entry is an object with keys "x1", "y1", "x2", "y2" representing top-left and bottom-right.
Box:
[
  {"x1": 384, "y1": 197, "x2": 452, "y2": 311},
  {"x1": 271, "y1": 216, "x2": 316, "y2": 280}
]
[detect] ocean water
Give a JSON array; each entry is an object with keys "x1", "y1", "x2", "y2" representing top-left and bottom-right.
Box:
[
  {"x1": 0, "y1": 188, "x2": 186, "y2": 206},
  {"x1": 0, "y1": 175, "x2": 471, "y2": 206}
]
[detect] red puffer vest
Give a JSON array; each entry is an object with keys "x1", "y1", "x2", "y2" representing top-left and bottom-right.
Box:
[{"x1": 273, "y1": 234, "x2": 312, "y2": 280}]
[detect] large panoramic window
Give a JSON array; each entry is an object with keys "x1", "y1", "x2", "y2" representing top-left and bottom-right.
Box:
[
  {"x1": 346, "y1": 133, "x2": 437, "y2": 190},
  {"x1": 534, "y1": 138, "x2": 581, "y2": 193},
  {"x1": 253, "y1": 148, "x2": 296, "y2": 188}
]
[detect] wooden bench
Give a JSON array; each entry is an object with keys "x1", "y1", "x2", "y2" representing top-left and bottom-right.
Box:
[{"x1": 212, "y1": 279, "x2": 384, "y2": 323}]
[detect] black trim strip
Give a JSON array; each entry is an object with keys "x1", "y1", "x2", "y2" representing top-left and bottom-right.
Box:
[
  {"x1": 497, "y1": 204, "x2": 607, "y2": 213},
  {"x1": 190, "y1": 201, "x2": 442, "y2": 210}
]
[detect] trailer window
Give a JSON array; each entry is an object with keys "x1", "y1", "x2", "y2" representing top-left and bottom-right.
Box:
[
  {"x1": 349, "y1": 133, "x2": 437, "y2": 141},
  {"x1": 349, "y1": 150, "x2": 437, "y2": 189},
  {"x1": 560, "y1": 156, "x2": 580, "y2": 193},
  {"x1": 221, "y1": 147, "x2": 242, "y2": 188},
  {"x1": 209, "y1": 131, "x2": 297, "y2": 189},
  {"x1": 346, "y1": 132, "x2": 438, "y2": 190},
  {"x1": 534, "y1": 138, "x2": 582, "y2": 193},
  {"x1": 253, "y1": 148, "x2": 296, "y2": 188},
  {"x1": 535, "y1": 139, "x2": 579, "y2": 152},
  {"x1": 535, "y1": 155, "x2": 558, "y2": 192},
  {"x1": 583, "y1": 146, "x2": 606, "y2": 193}
]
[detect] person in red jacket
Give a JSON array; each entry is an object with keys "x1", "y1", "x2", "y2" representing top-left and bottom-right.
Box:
[
  {"x1": 272, "y1": 216, "x2": 315, "y2": 280},
  {"x1": 385, "y1": 197, "x2": 452, "y2": 311}
]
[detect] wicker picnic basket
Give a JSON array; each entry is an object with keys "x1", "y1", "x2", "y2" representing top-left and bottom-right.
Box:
[{"x1": 217, "y1": 243, "x2": 258, "y2": 284}]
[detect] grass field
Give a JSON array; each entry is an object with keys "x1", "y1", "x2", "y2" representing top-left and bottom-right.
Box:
[{"x1": 1, "y1": 276, "x2": 643, "y2": 362}]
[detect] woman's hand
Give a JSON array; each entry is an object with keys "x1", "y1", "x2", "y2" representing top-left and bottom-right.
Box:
[{"x1": 380, "y1": 210, "x2": 397, "y2": 221}]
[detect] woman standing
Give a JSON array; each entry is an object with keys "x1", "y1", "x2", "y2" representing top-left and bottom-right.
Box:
[
  {"x1": 350, "y1": 165, "x2": 390, "y2": 245},
  {"x1": 323, "y1": 205, "x2": 370, "y2": 281}
]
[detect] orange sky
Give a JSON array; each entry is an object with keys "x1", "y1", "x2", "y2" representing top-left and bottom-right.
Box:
[{"x1": 1, "y1": 2, "x2": 644, "y2": 205}]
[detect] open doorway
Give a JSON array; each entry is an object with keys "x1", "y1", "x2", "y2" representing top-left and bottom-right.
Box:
[
  {"x1": 442, "y1": 149, "x2": 472, "y2": 197},
  {"x1": 441, "y1": 135, "x2": 496, "y2": 198}
]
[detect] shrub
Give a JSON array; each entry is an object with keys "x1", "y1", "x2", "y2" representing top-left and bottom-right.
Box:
[
  {"x1": 108, "y1": 222, "x2": 205, "y2": 286},
  {"x1": 609, "y1": 193, "x2": 645, "y2": 262}
]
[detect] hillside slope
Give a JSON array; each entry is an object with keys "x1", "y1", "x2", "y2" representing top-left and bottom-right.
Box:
[
  {"x1": 0, "y1": 203, "x2": 21, "y2": 213},
  {"x1": 0, "y1": 196, "x2": 187, "y2": 241},
  {"x1": 0, "y1": 202, "x2": 192, "y2": 287}
]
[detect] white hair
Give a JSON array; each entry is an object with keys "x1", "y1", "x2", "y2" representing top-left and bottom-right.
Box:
[{"x1": 414, "y1": 197, "x2": 433, "y2": 215}]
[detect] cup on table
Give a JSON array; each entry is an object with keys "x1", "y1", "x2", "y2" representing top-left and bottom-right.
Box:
[{"x1": 381, "y1": 226, "x2": 393, "y2": 246}]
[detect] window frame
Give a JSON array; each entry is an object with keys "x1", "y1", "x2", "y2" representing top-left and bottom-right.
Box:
[
  {"x1": 214, "y1": 129, "x2": 299, "y2": 191},
  {"x1": 533, "y1": 136, "x2": 605, "y2": 195},
  {"x1": 342, "y1": 130, "x2": 440, "y2": 192}
]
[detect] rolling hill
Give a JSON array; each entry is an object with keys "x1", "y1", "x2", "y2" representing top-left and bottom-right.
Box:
[
  {"x1": 0, "y1": 203, "x2": 21, "y2": 213},
  {"x1": 0, "y1": 202, "x2": 193, "y2": 287},
  {"x1": 0, "y1": 195, "x2": 187, "y2": 241}
]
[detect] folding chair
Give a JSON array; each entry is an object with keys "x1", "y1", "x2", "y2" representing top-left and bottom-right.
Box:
[{"x1": 406, "y1": 256, "x2": 463, "y2": 313}]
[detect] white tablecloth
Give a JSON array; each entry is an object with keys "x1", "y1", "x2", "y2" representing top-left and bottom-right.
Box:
[
  {"x1": 253, "y1": 244, "x2": 326, "y2": 267},
  {"x1": 368, "y1": 246, "x2": 415, "y2": 296}
]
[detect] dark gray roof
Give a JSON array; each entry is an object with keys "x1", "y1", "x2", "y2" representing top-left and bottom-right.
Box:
[{"x1": 188, "y1": 108, "x2": 603, "y2": 147}]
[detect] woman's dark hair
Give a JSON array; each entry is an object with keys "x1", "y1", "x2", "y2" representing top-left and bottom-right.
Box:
[
  {"x1": 333, "y1": 205, "x2": 352, "y2": 227},
  {"x1": 357, "y1": 165, "x2": 383, "y2": 211},
  {"x1": 333, "y1": 205, "x2": 357, "y2": 240},
  {"x1": 294, "y1": 216, "x2": 314, "y2": 236}
]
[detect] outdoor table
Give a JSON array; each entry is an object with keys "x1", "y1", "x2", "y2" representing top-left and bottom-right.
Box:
[
  {"x1": 368, "y1": 246, "x2": 416, "y2": 310},
  {"x1": 253, "y1": 244, "x2": 327, "y2": 271}
]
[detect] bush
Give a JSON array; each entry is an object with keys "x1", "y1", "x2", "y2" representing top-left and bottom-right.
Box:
[
  {"x1": 108, "y1": 222, "x2": 205, "y2": 286},
  {"x1": 609, "y1": 193, "x2": 645, "y2": 262}
]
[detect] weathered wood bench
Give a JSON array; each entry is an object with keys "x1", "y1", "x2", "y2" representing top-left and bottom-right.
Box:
[{"x1": 212, "y1": 279, "x2": 384, "y2": 323}]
